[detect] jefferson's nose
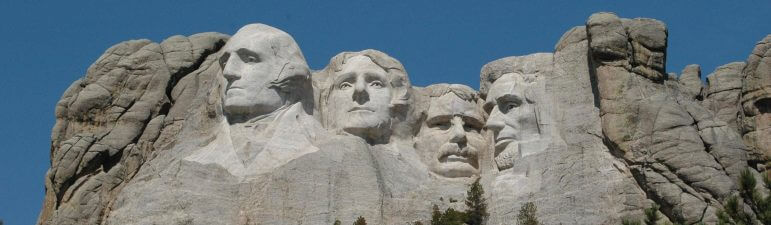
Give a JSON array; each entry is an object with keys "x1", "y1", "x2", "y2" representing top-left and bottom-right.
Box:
[
  {"x1": 485, "y1": 106, "x2": 505, "y2": 132},
  {"x1": 449, "y1": 117, "x2": 467, "y2": 144},
  {"x1": 352, "y1": 78, "x2": 369, "y2": 104}
]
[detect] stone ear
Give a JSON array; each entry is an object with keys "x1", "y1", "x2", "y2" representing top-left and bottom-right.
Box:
[
  {"x1": 389, "y1": 74, "x2": 411, "y2": 107},
  {"x1": 270, "y1": 61, "x2": 311, "y2": 93}
]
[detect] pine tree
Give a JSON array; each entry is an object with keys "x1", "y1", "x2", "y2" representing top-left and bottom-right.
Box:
[
  {"x1": 621, "y1": 218, "x2": 642, "y2": 225},
  {"x1": 644, "y1": 204, "x2": 661, "y2": 225},
  {"x1": 333, "y1": 219, "x2": 342, "y2": 225},
  {"x1": 716, "y1": 167, "x2": 771, "y2": 225},
  {"x1": 353, "y1": 216, "x2": 367, "y2": 225},
  {"x1": 431, "y1": 205, "x2": 442, "y2": 225},
  {"x1": 517, "y1": 202, "x2": 540, "y2": 225},
  {"x1": 465, "y1": 178, "x2": 488, "y2": 225}
]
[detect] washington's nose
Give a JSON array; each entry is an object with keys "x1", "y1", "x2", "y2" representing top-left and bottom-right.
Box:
[
  {"x1": 222, "y1": 59, "x2": 241, "y2": 83},
  {"x1": 449, "y1": 117, "x2": 467, "y2": 144},
  {"x1": 352, "y1": 78, "x2": 369, "y2": 104},
  {"x1": 485, "y1": 106, "x2": 505, "y2": 132}
]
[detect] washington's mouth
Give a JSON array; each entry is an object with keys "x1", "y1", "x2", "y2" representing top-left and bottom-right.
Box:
[{"x1": 348, "y1": 106, "x2": 374, "y2": 112}]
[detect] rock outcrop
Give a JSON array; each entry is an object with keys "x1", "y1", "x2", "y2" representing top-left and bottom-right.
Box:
[{"x1": 38, "y1": 13, "x2": 769, "y2": 225}]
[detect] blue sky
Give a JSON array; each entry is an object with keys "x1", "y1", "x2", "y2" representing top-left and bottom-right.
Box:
[{"x1": 0, "y1": 1, "x2": 768, "y2": 224}]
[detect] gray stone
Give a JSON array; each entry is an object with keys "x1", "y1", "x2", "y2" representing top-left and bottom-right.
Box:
[
  {"x1": 703, "y1": 62, "x2": 746, "y2": 132},
  {"x1": 39, "y1": 15, "x2": 766, "y2": 225},
  {"x1": 678, "y1": 64, "x2": 703, "y2": 99},
  {"x1": 740, "y1": 35, "x2": 771, "y2": 161}
]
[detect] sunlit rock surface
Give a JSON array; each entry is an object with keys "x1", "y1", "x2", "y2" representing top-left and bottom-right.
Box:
[{"x1": 39, "y1": 13, "x2": 769, "y2": 225}]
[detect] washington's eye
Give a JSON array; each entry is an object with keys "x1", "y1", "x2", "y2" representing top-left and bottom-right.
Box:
[
  {"x1": 339, "y1": 82, "x2": 353, "y2": 89},
  {"x1": 370, "y1": 81, "x2": 384, "y2": 88},
  {"x1": 237, "y1": 48, "x2": 261, "y2": 64},
  {"x1": 219, "y1": 53, "x2": 230, "y2": 68}
]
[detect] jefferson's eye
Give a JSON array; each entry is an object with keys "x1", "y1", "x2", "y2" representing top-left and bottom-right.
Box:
[
  {"x1": 339, "y1": 82, "x2": 353, "y2": 89},
  {"x1": 370, "y1": 81, "x2": 384, "y2": 88}
]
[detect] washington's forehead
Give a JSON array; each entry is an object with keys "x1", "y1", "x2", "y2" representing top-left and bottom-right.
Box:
[
  {"x1": 222, "y1": 35, "x2": 274, "y2": 53},
  {"x1": 427, "y1": 94, "x2": 481, "y2": 119}
]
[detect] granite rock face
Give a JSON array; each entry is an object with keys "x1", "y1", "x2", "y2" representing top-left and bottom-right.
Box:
[{"x1": 39, "y1": 14, "x2": 769, "y2": 225}]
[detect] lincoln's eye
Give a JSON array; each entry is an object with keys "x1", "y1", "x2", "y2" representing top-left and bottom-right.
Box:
[
  {"x1": 370, "y1": 81, "x2": 383, "y2": 88},
  {"x1": 502, "y1": 101, "x2": 520, "y2": 111},
  {"x1": 339, "y1": 82, "x2": 353, "y2": 89}
]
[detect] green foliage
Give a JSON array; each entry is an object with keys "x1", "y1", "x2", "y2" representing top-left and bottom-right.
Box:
[
  {"x1": 717, "y1": 168, "x2": 771, "y2": 225},
  {"x1": 431, "y1": 205, "x2": 442, "y2": 225},
  {"x1": 430, "y1": 204, "x2": 467, "y2": 225},
  {"x1": 717, "y1": 196, "x2": 752, "y2": 225},
  {"x1": 643, "y1": 204, "x2": 661, "y2": 225},
  {"x1": 430, "y1": 178, "x2": 489, "y2": 225},
  {"x1": 413, "y1": 221, "x2": 424, "y2": 225},
  {"x1": 333, "y1": 219, "x2": 342, "y2": 225},
  {"x1": 465, "y1": 178, "x2": 488, "y2": 225},
  {"x1": 620, "y1": 204, "x2": 688, "y2": 225},
  {"x1": 621, "y1": 218, "x2": 642, "y2": 225},
  {"x1": 517, "y1": 202, "x2": 541, "y2": 225},
  {"x1": 353, "y1": 216, "x2": 367, "y2": 225}
]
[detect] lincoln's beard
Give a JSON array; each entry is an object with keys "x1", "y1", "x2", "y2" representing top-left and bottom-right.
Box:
[{"x1": 494, "y1": 142, "x2": 518, "y2": 171}]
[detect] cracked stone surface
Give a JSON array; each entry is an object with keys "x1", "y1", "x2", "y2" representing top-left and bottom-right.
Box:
[{"x1": 38, "y1": 16, "x2": 768, "y2": 225}]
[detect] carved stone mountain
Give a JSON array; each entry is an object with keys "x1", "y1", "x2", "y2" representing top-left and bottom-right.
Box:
[{"x1": 39, "y1": 12, "x2": 770, "y2": 225}]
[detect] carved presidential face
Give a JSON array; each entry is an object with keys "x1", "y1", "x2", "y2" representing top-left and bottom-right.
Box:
[
  {"x1": 484, "y1": 74, "x2": 540, "y2": 171},
  {"x1": 416, "y1": 93, "x2": 484, "y2": 178},
  {"x1": 219, "y1": 32, "x2": 284, "y2": 118},
  {"x1": 328, "y1": 55, "x2": 393, "y2": 140}
]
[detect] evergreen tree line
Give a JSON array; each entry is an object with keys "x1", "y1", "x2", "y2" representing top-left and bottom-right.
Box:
[{"x1": 623, "y1": 167, "x2": 771, "y2": 225}]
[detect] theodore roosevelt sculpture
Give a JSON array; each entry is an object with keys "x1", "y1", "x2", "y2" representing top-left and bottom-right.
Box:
[{"x1": 415, "y1": 84, "x2": 486, "y2": 178}]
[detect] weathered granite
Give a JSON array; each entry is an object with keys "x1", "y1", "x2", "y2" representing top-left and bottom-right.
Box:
[
  {"x1": 39, "y1": 15, "x2": 769, "y2": 225},
  {"x1": 741, "y1": 35, "x2": 771, "y2": 162}
]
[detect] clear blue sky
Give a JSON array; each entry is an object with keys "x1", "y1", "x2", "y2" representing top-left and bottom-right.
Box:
[{"x1": 0, "y1": 1, "x2": 768, "y2": 224}]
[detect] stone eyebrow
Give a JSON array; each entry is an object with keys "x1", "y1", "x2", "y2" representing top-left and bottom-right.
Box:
[
  {"x1": 462, "y1": 114, "x2": 485, "y2": 129},
  {"x1": 333, "y1": 71, "x2": 356, "y2": 85},
  {"x1": 236, "y1": 48, "x2": 261, "y2": 61},
  {"x1": 425, "y1": 114, "x2": 453, "y2": 125},
  {"x1": 495, "y1": 93, "x2": 522, "y2": 106}
]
